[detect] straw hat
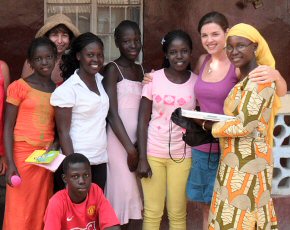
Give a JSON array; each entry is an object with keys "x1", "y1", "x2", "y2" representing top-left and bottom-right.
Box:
[{"x1": 35, "y1": 14, "x2": 80, "y2": 38}]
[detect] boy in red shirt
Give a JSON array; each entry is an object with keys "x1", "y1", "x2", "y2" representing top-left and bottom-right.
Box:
[{"x1": 44, "y1": 153, "x2": 120, "y2": 230}]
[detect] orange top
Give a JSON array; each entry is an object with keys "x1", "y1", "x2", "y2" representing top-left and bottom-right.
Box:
[
  {"x1": 0, "y1": 62, "x2": 5, "y2": 155},
  {"x1": 7, "y1": 79, "x2": 55, "y2": 147}
]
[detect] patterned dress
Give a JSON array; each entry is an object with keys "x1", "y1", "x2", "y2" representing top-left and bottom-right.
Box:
[{"x1": 208, "y1": 76, "x2": 278, "y2": 230}]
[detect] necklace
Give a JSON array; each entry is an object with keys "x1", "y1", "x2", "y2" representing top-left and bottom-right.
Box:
[
  {"x1": 207, "y1": 61, "x2": 215, "y2": 74},
  {"x1": 207, "y1": 67, "x2": 212, "y2": 74}
]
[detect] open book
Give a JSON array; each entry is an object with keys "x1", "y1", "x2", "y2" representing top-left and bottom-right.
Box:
[{"x1": 181, "y1": 109, "x2": 234, "y2": 122}]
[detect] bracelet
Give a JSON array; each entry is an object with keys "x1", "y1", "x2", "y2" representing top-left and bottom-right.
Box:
[{"x1": 202, "y1": 120, "x2": 207, "y2": 131}]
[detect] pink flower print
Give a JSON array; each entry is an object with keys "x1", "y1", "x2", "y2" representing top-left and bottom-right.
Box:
[
  {"x1": 155, "y1": 95, "x2": 162, "y2": 103},
  {"x1": 164, "y1": 95, "x2": 175, "y2": 105},
  {"x1": 158, "y1": 111, "x2": 164, "y2": 118},
  {"x1": 177, "y1": 98, "x2": 186, "y2": 106}
]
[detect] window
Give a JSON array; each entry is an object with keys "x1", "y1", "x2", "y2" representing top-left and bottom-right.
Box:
[{"x1": 45, "y1": 0, "x2": 143, "y2": 62}]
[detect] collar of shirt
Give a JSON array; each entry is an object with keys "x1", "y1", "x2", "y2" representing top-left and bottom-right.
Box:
[{"x1": 69, "y1": 69, "x2": 104, "y2": 88}]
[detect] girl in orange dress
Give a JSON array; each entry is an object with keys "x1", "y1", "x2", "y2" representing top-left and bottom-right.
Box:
[{"x1": 3, "y1": 37, "x2": 57, "y2": 230}]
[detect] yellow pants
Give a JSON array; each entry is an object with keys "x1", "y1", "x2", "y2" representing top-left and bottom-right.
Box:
[{"x1": 141, "y1": 156, "x2": 191, "y2": 230}]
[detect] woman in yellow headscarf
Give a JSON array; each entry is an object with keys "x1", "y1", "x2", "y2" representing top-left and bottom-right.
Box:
[{"x1": 194, "y1": 23, "x2": 279, "y2": 229}]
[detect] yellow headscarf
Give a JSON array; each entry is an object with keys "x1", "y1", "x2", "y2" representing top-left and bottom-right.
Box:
[{"x1": 226, "y1": 23, "x2": 280, "y2": 146}]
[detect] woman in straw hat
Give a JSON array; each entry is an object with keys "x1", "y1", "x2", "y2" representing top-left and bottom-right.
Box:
[
  {"x1": 191, "y1": 23, "x2": 279, "y2": 229},
  {"x1": 21, "y1": 14, "x2": 80, "y2": 85}
]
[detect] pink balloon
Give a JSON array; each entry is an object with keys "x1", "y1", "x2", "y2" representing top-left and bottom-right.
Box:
[{"x1": 11, "y1": 175, "x2": 21, "y2": 187}]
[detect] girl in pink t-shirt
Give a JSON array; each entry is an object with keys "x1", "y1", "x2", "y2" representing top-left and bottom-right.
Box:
[{"x1": 137, "y1": 30, "x2": 197, "y2": 230}]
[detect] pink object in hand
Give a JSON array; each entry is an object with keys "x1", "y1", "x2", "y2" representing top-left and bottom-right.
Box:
[{"x1": 11, "y1": 175, "x2": 21, "y2": 187}]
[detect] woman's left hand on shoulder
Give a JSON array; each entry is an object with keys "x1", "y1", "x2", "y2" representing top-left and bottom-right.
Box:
[
  {"x1": 142, "y1": 69, "x2": 155, "y2": 85},
  {"x1": 248, "y1": 65, "x2": 279, "y2": 84}
]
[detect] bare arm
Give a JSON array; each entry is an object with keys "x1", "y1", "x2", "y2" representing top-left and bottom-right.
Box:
[
  {"x1": 4, "y1": 103, "x2": 19, "y2": 185},
  {"x1": 102, "y1": 64, "x2": 138, "y2": 171},
  {"x1": 248, "y1": 65, "x2": 287, "y2": 96},
  {"x1": 0, "y1": 61, "x2": 10, "y2": 174},
  {"x1": 54, "y1": 107, "x2": 74, "y2": 155},
  {"x1": 21, "y1": 59, "x2": 34, "y2": 79},
  {"x1": 274, "y1": 72, "x2": 287, "y2": 96},
  {"x1": 137, "y1": 97, "x2": 152, "y2": 178},
  {"x1": 45, "y1": 126, "x2": 60, "y2": 153}
]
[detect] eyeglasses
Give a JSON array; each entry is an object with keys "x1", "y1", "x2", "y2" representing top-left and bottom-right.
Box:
[{"x1": 225, "y1": 42, "x2": 253, "y2": 52}]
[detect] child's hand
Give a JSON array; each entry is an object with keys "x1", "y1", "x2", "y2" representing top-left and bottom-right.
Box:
[
  {"x1": 248, "y1": 65, "x2": 278, "y2": 84},
  {"x1": 137, "y1": 158, "x2": 152, "y2": 178},
  {"x1": 127, "y1": 147, "x2": 139, "y2": 172},
  {"x1": 6, "y1": 162, "x2": 20, "y2": 186},
  {"x1": 142, "y1": 69, "x2": 155, "y2": 85},
  {"x1": 45, "y1": 140, "x2": 60, "y2": 153}
]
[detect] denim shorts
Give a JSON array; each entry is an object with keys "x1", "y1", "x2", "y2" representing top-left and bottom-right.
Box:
[{"x1": 186, "y1": 148, "x2": 220, "y2": 204}]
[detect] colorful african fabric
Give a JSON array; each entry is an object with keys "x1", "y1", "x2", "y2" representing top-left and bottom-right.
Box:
[
  {"x1": 226, "y1": 23, "x2": 280, "y2": 147},
  {"x1": 208, "y1": 76, "x2": 278, "y2": 230}
]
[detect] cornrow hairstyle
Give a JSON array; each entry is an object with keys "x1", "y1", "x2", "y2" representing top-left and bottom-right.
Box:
[
  {"x1": 61, "y1": 32, "x2": 104, "y2": 80},
  {"x1": 198, "y1": 11, "x2": 229, "y2": 34},
  {"x1": 27, "y1": 37, "x2": 57, "y2": 61},
  {"x1": 161, "y1": 30, "x2": 193, "y2": 69}
]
